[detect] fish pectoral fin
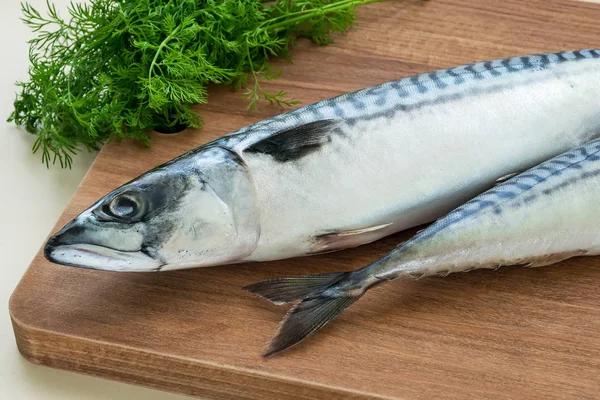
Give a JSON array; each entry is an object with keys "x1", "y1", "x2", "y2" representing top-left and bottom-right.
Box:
[
  {"x1": 244, "y1": 119, "x2": 340, "y2": 162},
  {"x1": 520, "y1": 249, "x2": 588, "y2": 268},
  {"x1": 311, "y1": 223, "x2": 393, "y2": 254},
  {"x1": 495, "y1": 171, "x2": 522, "y2": 184}
]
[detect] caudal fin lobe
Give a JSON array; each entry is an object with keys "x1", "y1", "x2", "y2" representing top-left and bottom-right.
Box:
[
  {"x1": 243, "y1": 271, "x2": 349, "y2": 304},
  {"x1": 243, "y1": 271, "x2": 364, "y2": 357},
  {"x1": 264, "y1": 293, "x2": 362, "y2": 357}
]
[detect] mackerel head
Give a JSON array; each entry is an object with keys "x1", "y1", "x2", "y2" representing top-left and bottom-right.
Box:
[{"x1": 44, "y1": 146, "x2": 260, "y2": 271}]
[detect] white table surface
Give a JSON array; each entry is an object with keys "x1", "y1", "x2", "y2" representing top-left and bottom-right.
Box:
[{"x1": 2, "y1": 0, "x2": 598, "y2": 399}]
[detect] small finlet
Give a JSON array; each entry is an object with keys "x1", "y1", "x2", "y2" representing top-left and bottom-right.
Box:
[
  {"x1": 495, "y1": 171, "x2": 521, "y2": 184},
  {"x1": 522, "y1": 249, "x2": 587, "y2": 268}
]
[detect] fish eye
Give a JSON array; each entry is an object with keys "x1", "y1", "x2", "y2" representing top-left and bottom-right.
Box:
[{"x1": 102, "y1": 192, "x2": 146, "y2": 221}]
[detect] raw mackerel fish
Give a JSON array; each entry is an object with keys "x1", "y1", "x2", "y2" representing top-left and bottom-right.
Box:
[
  {"x1": 246, "y1": 138, "x2": 600, "y2": 356},
  {"x1": 45, "y1": 49, "x2": 600, "y2": 272}
]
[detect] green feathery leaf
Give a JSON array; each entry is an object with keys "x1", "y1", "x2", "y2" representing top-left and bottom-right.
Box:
[{"x1": 9, "y1": 0, "x2": 388, "y2": 168}]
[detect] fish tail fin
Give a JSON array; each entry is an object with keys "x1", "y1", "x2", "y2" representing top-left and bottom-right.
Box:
[
  {"x1": 243, "y1": 271, "x2": 350, "y2": 305},
  {"x1": 243, "y1": 271, "x2": 365, "y2": 357}
]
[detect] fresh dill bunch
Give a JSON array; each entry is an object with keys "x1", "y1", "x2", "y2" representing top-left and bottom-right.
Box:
[{"x1": 9, "y1": 0, "x2": 385, "y2": 168}]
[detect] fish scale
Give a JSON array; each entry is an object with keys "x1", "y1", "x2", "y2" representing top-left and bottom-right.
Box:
[
  {"x1": 245, "y1": 138, "x2": 600, "y2": 357},
  {"x1": 226, "y1": 49, "x2": 600, "y2": 149},
  {"x1": 239, "y1": 48, "x2": 600, "y2": 261},
  {"x1": 390, "y1": 140, "x2": 600, "y2": 250},
  {"x1": 45, "y1": 48, "x2": 600, "y2": 273},
  {"x1": 367, "y1": 139, "x2": 600, "y2": 283}
]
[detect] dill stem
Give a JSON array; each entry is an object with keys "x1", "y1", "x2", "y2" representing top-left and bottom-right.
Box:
[
  {"x1": 148, "y1": 23, "x2": 183, "y2": 80},
  {"x1": 259, "y1": 0, "x2": 381, "y2": 34}
]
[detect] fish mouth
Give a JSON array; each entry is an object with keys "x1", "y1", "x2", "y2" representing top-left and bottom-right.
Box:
[{"x1": 44, "y1": 240, "x2": 163, "y2": 272}]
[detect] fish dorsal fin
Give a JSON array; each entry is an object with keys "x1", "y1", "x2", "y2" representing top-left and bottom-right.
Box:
[
  {"x1": 495, "y1": 171, "x2": 521, "y2": 185},
  {"x1": 245, "y1": 119, "x2": 340, "y2": 162}
]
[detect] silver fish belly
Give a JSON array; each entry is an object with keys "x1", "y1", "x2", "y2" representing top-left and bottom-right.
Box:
[
  {"x1": 246, "y1": 138, "x2": 600, "y2": 356},
  {"x1": 46, "y1": 49, "x2": 600, "y2": 272}
]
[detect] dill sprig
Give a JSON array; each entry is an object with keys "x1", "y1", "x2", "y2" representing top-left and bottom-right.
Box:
[{"x1": 9, "y1": 0, "x2": 384, "y2": 168}]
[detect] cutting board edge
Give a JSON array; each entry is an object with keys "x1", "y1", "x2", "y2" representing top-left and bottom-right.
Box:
[
  {"x1": 8, "y1": 295, "x2": 379, "y2": 400},
  {"x1": 9, "y1": 314, "x2": 191, "y2": 398}
]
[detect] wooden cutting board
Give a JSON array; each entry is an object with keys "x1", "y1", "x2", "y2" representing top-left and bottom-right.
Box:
[{"x1": 10, "y1": 0, "x2": 600, "y2": 398}]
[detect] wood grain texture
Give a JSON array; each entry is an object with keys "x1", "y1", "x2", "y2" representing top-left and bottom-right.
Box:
[{"x1": 9, "y1": 0, "x2": 600, "y2": 398}]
